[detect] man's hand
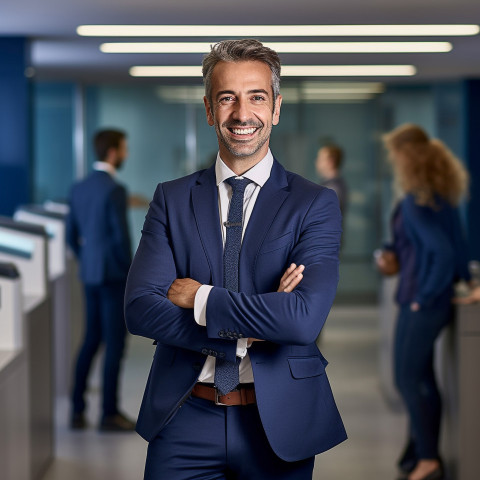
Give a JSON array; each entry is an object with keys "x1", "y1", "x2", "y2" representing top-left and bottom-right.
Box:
[
  {"x1": 167, "y1": 278, "x2": 202, "y2": 309},
  {"x1": 277, "y1": 263, "x2": 305, "y2": 292}
]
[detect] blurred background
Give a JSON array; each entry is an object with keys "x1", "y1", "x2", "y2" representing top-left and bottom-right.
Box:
[{"x1": 1, "y1": 1, "x2": 480, "y2": 479}]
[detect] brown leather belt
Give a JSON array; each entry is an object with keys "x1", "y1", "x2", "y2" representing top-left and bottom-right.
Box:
[{"x1": 191, "y1": 383, "x2": 256, "y2": 406}]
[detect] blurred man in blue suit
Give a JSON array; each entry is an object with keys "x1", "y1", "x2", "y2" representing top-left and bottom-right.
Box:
[
  {"x1": 125, "y1": 40, "x2": 346, "y2": 479},
  {"x1": 67, "y1": 129, "x2": 135, "y2": 431}
]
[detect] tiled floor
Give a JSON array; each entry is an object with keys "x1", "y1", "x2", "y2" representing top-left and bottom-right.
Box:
[{"x1": 42, "y1": 306, "x2": 407, "y2": 480}]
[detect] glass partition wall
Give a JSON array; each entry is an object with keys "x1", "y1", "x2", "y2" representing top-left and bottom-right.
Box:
[{"x1": 33, "y1": 80, "x2": 463, "y2": 303}]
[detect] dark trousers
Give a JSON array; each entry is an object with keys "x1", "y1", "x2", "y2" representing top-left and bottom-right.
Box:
[
  {"x1": 394, "y1": 304, "x2": 452, "y2": 459},
  {"x1": 144, "y1": 395, "x2": 315, "y2": 480},
  {"x1": 72, "y1": 281, "x2": 127, "y2": 418}
]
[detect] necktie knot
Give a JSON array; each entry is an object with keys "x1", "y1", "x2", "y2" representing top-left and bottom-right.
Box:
[{"x1": 225, "y1": 176, "x2": 252, "y2": 194}]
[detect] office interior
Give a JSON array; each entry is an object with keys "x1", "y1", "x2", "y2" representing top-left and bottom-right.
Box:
[{"x1": 1, "y1": 1, "x2": 480, "y2": 479}]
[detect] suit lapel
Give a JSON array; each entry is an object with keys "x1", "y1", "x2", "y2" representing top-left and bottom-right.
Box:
[
  {"x1": 239, "y1": 159, "x2": 290, "y2": 293},
  {"x1": 192, "y1": 165, "x2": 223, "y2": 286}
]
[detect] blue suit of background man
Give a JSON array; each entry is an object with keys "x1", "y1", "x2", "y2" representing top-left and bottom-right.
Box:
[
  {"x1": 67, "y1": 166, "x2": 132, "y2": 421},
  {"x1": 125, "y1": 157, "x2": 348, "y2": 468}
]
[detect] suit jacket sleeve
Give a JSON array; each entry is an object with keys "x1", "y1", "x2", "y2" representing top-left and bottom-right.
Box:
[
  {"x1": 124, "y1": 183, "x2": 238, "y2": 363},
  {"x1": 66, "y1": 189, "x2": 80, "y2": 258},
  {"x1": 206, "y1": 187, "x2": 341, "y2": 345},
  {"x1": 107, "y1": 184, "x2": 132, "y2": 273}
]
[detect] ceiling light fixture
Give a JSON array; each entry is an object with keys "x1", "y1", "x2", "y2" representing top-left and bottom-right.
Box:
[
  {"x1": 282, "y1": 65, "x2": 416, "y2": 76},
  {"x1": 300, "y1": 82, "x2": 385, "y2": 93},
  {"x1": 154, "y1": 86, "x2": 380, "y2": 104},
  {"x1": 130, "y1": 65, "x2": 416, "y2": 77},
  {"x1": 101, "y1": 41, "x2": 452, "y2": 54},
  {"x1": 78, "y1": 24, "x2": 479, "y2": 37}
]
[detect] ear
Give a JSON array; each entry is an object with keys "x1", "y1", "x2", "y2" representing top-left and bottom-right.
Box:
[
  {"x1": 272, "y1": 94, "x2": 282, "y2": 126},
  {"x1": 105, "y1": 146, "x2": 117, "y2": 162},
  {"x1": 204, "y1": 96, "x2": 214, "y2": 126}
]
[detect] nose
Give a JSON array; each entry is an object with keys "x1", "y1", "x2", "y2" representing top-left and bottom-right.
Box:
[{"x1": 232, "y1": 96, "x2": 250, "y2": 123}]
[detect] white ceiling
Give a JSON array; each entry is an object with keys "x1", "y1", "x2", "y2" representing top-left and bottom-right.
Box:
[{"x1": 2, "y1": 0, "x2": 480, "y2": 84}]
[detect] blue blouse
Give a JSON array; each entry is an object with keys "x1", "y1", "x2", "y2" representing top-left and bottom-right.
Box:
[{"x1": 389, "y1": 194, "x2": 470, "y2": 308}]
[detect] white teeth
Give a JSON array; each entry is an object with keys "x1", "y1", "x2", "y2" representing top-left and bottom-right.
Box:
[{"x1": 232, "y1": 128, "x2": 256, "y2": 135}]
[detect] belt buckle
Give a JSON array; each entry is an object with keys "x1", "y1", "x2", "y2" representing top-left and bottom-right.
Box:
[{"x1": 214, "y1": 388, "x2": 232, "y2": 406}]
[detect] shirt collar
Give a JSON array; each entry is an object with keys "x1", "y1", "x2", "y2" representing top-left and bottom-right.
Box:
[
  {"x1": 215, "y1": 149, "x2": 273, "y2": 187},
  {"x1": 93, "y1": 161, "x2": 117, "y2": 177}
]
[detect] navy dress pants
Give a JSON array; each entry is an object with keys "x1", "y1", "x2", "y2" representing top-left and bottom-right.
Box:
[
  {"x1": 72, "y1": 281, "x2": 127, "y2": 418},
  {"x1": 394, "y1": 304, "x2": 452, "y2": 459},
  {"x1": 144, "y1": 395, "x2": 315, "y2": 480}
]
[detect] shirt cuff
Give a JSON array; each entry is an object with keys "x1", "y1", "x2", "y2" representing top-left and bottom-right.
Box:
[
  {"x1": 236, "y1": 338, "x2": 248, "y2": 358},
  {"x1": 194, "y1": 285, "x2": 214, "y2": 326}
]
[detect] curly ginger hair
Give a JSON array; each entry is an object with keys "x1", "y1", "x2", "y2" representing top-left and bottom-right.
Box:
[{"x1": 383, "y1": 123, "x2": 469, "y2": 207}]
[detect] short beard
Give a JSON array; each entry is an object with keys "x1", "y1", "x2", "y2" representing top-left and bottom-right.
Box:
[{"x1": 215, "y1": 121, "x2": 271, "y2": 159}]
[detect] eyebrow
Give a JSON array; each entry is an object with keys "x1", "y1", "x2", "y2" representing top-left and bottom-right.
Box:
[{"x1": 215, "y1": 88, "x2": 270, "y2": 100}]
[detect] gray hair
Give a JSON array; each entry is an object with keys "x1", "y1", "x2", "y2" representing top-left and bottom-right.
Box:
[{"x1": 202, "y1": 39, "x2": 281, "y2": 106}]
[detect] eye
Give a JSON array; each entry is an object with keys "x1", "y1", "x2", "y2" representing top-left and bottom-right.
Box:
[
  {"x1": 219, "y1": 96, "x2": 235, "y2": 104},
  {"x1": 252, "y1": 95, "x2": 266, "y2": 102}
]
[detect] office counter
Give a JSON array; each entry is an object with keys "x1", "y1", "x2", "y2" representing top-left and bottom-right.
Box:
[
  {"x1": 441, "y1": 304, "x2": 480, "y2": 480},
  {"x1": 0, "y1": 218, "x2": 53, "y2": 480},
  {"x1": 380, "y1": 277, "x2": 480, "y2": 480},
  {"x1": 0, "y1": 262, "x2": 30, "y2": 480},
  {"x1": 15, "y1": 205, "x2": 73, "y2": 398}
]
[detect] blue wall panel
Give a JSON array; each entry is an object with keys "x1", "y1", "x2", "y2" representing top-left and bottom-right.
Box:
[
  {"x1": 463, "y1": 80, "x2": 480, "y2": 260},
  {"x1": 0, "y1": 37, "x2": 31, "y2": 216}
]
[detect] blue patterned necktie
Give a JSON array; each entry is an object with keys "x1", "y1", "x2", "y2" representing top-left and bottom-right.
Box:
[{"x1": 214, "y1": 176, "x2": 252, "y2": 396}]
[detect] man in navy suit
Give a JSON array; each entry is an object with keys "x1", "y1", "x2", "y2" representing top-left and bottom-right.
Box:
[
  {"x1": 67, "y1": 129, "x2": 135, "y2": 431},
  {"x1": 125, "y1": 40, "x2": 347, "y2": 479}
]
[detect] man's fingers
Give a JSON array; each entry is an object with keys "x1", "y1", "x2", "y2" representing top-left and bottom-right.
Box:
[
  {"x1": 282, "y1": 273, "x2": 303, "y2": 292},
  {"x1": 278, "y1": 264, "x2": 304, "y2": 292},
  {"x1": 279, "y1": 263, "x2": 297, "y2": 283}
]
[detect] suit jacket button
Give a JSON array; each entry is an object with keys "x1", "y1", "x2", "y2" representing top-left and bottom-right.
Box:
[
  {"x1": 218, "y1": 331, "x2": 225, "y2": 337},
  {"x1": 201, "y1": 348, "x2": 208, "y2": 355},
  {"x1": 218, "y1": 352, "x2": 225, "y2": 358},
  {"x1": 238, "y1": 334, "x2": 244, "y2": 339}
]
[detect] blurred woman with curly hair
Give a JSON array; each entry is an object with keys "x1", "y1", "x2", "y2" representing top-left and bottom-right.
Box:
[{"x1": 376, "y1": 124, "x2": 470, "y2": 480}]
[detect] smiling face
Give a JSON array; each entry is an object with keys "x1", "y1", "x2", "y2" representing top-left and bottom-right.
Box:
[{"x1": 204, "y1": 60, "x2": 282, "y2": 173}]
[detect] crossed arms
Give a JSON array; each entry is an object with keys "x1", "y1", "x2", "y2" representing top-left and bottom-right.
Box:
[
  {"x1": 167, "y1": 263, "x2": 305, "y2": 345},
  {"x1": 124, "y1": 183, "x2": 341, "y2": 360}
]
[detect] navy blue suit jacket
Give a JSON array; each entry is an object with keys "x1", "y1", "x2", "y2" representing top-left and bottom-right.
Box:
[
  {"x1": 125, "y1": 159, "x2": 347, "y2": 461},
  {"x1": 66, "y1": 170, "x2": 132, "y2": 285}
]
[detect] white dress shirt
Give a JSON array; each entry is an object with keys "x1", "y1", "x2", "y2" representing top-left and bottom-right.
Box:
[
  {"x1": 93, "y1": 161, "x2": 117, "y2": 177},
  {"x1": 193, "y1": 150, "x2": 274, "y2": 383}
]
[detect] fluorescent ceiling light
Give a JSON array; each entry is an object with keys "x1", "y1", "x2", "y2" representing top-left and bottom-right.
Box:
[
  {"x1": 101, "y1": 41, "x2": 452, "y2": 54},
  {"x1": 130, "y1": 65, "x2": 416, "y2": 77},
  {"x1": 156, "y1": 85, "x2": 375, "y2": 105},
  {"x1": 303, "y1": 92, "x2": 376, "y2": 100},
  {"x1": 282, "y1": 65, "x2": 416, "y2": 76},
  {"x1": 300, "y1": 82, "x2": 385, "y2": 93},
  {"x1": 155, "y1": 85, "x2": 382, "y2": 104},
  {"x1": 78, "y1": 24, "x2": 479, "y2": 37},
  {"x1": 130, "y1": 66, "x2": 201, "y2": 77}
]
